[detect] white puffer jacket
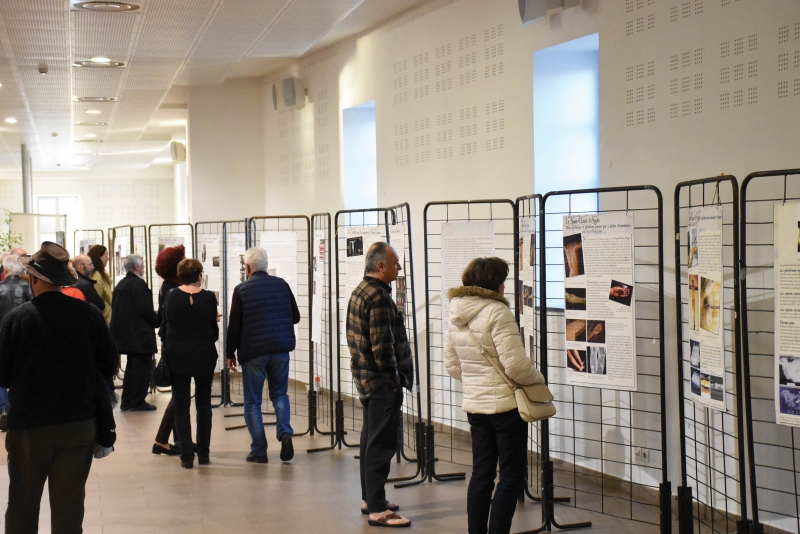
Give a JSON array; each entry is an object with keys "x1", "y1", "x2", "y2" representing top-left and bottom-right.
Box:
[{"x1": 443, "y1": 286, "x2": 545, "y2": 415}]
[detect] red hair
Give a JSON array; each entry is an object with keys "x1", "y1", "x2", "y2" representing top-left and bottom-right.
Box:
[{"x1": 155, "y1": 245, "x2": 186, "y2": 284}]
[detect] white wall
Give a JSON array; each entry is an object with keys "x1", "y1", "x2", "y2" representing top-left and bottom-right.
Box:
[{"x1": 188, "y1": 78, "x2": 265, "y2": 223}]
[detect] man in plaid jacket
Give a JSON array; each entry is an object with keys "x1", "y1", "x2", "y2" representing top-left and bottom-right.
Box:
[{"x1": 347, "y1": 242, "x2": 414, "y2": 528}]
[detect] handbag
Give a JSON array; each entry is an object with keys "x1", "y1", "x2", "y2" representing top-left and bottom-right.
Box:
[
  {"x1": 153, "y1": 288, "x2": 174, "y2": 388},
  {"x1": 466, "y1": 329, "x2": 556, "y2": 423}
]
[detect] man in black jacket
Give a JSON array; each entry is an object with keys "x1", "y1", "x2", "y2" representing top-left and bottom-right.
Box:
[
  {"x1": 0, "y1": 242, "x2": 118, "y2": 533},
  {"x1": 111, "y1": 254, "x2": 159, "y2": 411},
  {"x1": 73, "y1": 254, "x2": 105, "y2": 312},
  {"x1": 0, "y1": 253, "x2": 33, "y2": 430}
]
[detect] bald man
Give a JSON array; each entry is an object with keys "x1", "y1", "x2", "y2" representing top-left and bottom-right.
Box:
[{"x1": 73, "y1": 255, "x2": 105, "y2": 312}]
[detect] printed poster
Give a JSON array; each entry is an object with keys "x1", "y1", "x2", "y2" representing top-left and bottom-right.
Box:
[
  {"x1": 563, "y1": 213, "x2": 637, "y2": 391},
  {"x1": 341, "y1": 226, "x2": 386, "y2": 345},
  {"x1": 78, "y1": 239, "x2": 98, "y2": 255},
  {"x1": 773, "y1": 202, "x2": 800, "y2": 427},
  {"x1": 113, "y1": 238, "x2": 129, "y2": 285},
  {"x1": 197, "y1": 234, "x2": 221, "y2": 307},
  {"x1": 440, "y1": 221, "x2": 495, "y2": 336},
  {"x1": 157, "y1": 235, "x2": 184, "y2": 252},
  {"x1": 389, "y1": 224, "x2": 407, "y2": 311},
  {"x1": 311, "y1": 230, "x2": 325, "y2": 344},
  {"x1": 519, "y1": 217, "x2": 536, "y2": 361},
  {"x1": 226, "y1": 233, "x2": 246, "y2": 314},
  {"x1": 259, "y1": 232, "x2": 299, "y2": 299},
  {"x1": 686, "y1": 206, "x2": 725, "y2": 410}
]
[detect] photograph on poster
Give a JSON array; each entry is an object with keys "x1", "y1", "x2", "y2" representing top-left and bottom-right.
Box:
[
  {"x1": 710, "y1": 375, "x2": 724, "y2": 401},
  {"x1": 609, "y1": 280, "x2": 633, "y2": 306},
  {"x1": 701, "y1": 372, "x2": 711, "y2": 395},
  {"x1": 347, "y1": 237, "x2": 363, "y2": 257},
  {"x1": 780, "y1": 387, "x2": 800, "y2": 415},
  {"x1": 690, "y1": 339, "x2": 700, "y2": 367},
  {"x1": 566, "y1": 319, "x2": 586, "y2": 342},
  {"x1": 779, "y1": 356, "x2": 800, "y2": 385},
  {"x1": 201, "y1": 244, "x2": 207, "y2": 262},
  {"x1": 688, "y1": 274, "x2": 699, "y2": 331},
  {"x1": 517, "y1": 280, "x2": 523, "y2": 311},
  {"x1": 397, "y1": 276, "x2": 406, "y2": 291},
  {"x1": 212, "y1": 256, "x2": 220, "y2": 267},
  {"x1": 202, "y1": 274, "x2": 208, "y2": 290},
  {"x1": 588, "y1": 346, "x2": 606, "y2": 375},
  {"x1": 522, "y1": 285, "x2": 532, "y2": 307},
  {"x1": 687, "y1": 227, "x2": 698, "y2": 268},
  {"x1": 319, "y1": 239, "x2": 326, "y2": 261},
  {"x1": 700, "y1": 277, "x2": 721, "y2": 335},
  {"x1": 586, "y1": 320, "x2": 605, "y2": 344},
  {"x1": 563, "y1": 233, "x2": 584, "y2": 278},
  {"x1": 565, "y1": 288, "x2": 586, "y2": 311},
  {"x1": 691, "y1": 369, "x2": 701, "y2": 395},
  {"x1": 567, "y1": 349, "x2": 586, "y2": 372},
  {"x1": 529, "y1": 235, "x2": 535, "y2": 267},
  {"x1": 518, "y1": 236, "x2": 524, "y2": 271},
  {"x1": 396, "y1": 291, "x2": 406, "y2": 307},
  {"x1": 312, "y1": 257, "x2": 317, "y2": 273}
]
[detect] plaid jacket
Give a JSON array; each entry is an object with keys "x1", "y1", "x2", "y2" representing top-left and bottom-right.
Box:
[{"x1": 347, "y1": 276, "x2": 414, "y2": 400}]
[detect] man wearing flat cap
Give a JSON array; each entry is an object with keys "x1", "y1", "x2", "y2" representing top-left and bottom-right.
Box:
[{"x1": 0, "y1": 242, "x2": 119, "y2": 533}]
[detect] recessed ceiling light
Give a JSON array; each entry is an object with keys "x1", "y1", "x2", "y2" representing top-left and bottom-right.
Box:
[
  {"x1": 75, "y1": 139, "x2": 104, "y2": 143},
  {"x1": 86, "y1": 109, "x2": 102, "y2": 114},
  {"x1": 90, "y1": 57, "x2": 111, "y2": 63},
  {"x1": 73, "y1": 97, "x2": 116, "y2": 102},
  {"x1": 4, "y1": 117, "x2": 17, "y2": 124},
  {"x1": 73, "y1": 60, "x2": 124, "y2": 68},
  {"x1": 73, "y1": 2, "x2": 140, "y2": 12},
  {"x1": 73, "y1": 121, "x2": 108, "y2": 126},
  {"x1": 83, "y1": 133, "x2": 97, "y2": 138}
]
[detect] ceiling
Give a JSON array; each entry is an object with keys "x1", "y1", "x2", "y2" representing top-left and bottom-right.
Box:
[{"x1": 0, "y1": 0, "x2": 431, "y2": 173}]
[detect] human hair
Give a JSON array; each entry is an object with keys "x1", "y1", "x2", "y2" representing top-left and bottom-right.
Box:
[
  {"x1": 155, "y1": 245, "x2": 186, "y2": 284},
  {"x1": 87, "y1": 245, "x2": 110, "y2": 283},
  {"x1": 461, "y1": 257, "x2": 509, "y2": 293},
  {"x1": 124, "y1": 254, "x2": 144, "y2": 273},
  {"x1": 177, "y1": 258, "x2": 203, "y2": 284},
  {"x1": 365, "y1": 242, "x2": 393, "y2": 273},
  {"x1": 244, "y1": 247, "x2": 268, "y2": 273},
  {"x1": 2, "y1": 254, "x2": 22, "y2": 276}
]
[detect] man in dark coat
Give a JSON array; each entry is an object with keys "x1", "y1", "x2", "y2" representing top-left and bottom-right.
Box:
[
  {"x1": 72, "y1": 254, "x2": 105, "y2": 312},
  {"x1": 111, "y1": 254, "x2": 159, "y2": 411},
  {"x1": 0, "y1": 242, "x2": 118, "y2": 533},
  {"x1": 0, "y1": 253, "x2": 33, "y2": 430}
]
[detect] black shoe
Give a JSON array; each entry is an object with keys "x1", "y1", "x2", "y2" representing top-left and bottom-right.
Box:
[
  {"x1": 246, "y1": 452, "x2": 268, "y2": 464},
  {"x1": 119, "y1": 404, "x2": 130, "y2": 411},
  {"x1": 152, "y1": 443, "x2": 180, "y2": 456},
  {"x1": 198, "y1": 456, "x2": 210, "y2": 465},
  {"x1": 280, "y1": 433, "x2": 294, "y2": 462},
  {"x1": 181, "y1": 460, "x2": 193, "y2": 469},
  {"x1": 129, "y1": 402, "x2": 156, "y2": 412},
  {"x1": 0, "y1": 409, "x2": 8, "y2": 432}
]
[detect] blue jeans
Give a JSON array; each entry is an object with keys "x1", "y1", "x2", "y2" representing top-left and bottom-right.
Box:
[
  {"x1": 0, "y1": 387, "x2": 9, "y2": 411},
  {"x1": 242, "y1": 353, "x2": 293, "y2": 455}
]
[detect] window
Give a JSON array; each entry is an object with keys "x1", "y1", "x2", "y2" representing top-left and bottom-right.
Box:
[{"x1": 36, "y1": 195, "x2": 81, "y2": 251}]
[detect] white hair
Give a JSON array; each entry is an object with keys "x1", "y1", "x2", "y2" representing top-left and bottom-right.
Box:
[
  {"x1": 3, "y1": 254, "x2": 22, "y2": 276},
  {"x1": 124, "y1": 254, "x2": 144, "y2": 273},
  {"x1": 244, "y1": 247, "x2": 268, "y2": 273}
]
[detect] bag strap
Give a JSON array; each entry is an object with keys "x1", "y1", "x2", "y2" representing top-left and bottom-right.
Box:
[{"x1": 465, "y1": 328, "x2": 521, "y2": 391}]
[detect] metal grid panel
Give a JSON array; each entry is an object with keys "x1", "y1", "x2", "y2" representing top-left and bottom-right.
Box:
[
  {"x1": 740, "y1": 169, "x2": 800, "y2": 534},
  {"x1": 73, "y1": 228, "x2": 103, "y2": 256},
  {"x1": 423, "y1": 200, "x2": 518, "y2": 466},
  {"x1": 541, "y1": 187, "x2": 668, "y2": 527},
  {"x1": 311, "y1": 213, "x2": 334, "y2": 439},
  {"x1": 132, "y1": 225, "x2": 148, "y2": 287},
  {"x1": 674, "y1": 177, "x2": 748, "y2": 533},
  {"x1": 246, "y1": 216, "x2": 312, "y2": 435}
]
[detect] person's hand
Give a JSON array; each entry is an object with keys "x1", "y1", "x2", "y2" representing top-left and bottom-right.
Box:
[
  {"x1": 610, "y1": 286, "x2": 631, "y2": 298},
  {"x1": 227, "y1": 358, "x2": 237, "y2": 371},
  {"x1": 216, "y1": 313, "x2": 222, "y2": 323},
  {"x1": 567, "y1": 349, "x2": 584, "y2": 372}
]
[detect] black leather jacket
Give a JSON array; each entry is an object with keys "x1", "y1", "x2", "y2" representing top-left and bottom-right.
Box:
[{"x1": 0, "y1": 276, "x2": 33, "y2": 323}]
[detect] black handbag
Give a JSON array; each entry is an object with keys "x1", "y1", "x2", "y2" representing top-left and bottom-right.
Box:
[{"x1": 153, "y1": 288, "x2": 174, "y2": 387}]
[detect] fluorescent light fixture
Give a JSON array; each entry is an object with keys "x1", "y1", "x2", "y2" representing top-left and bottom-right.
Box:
[
  {"x1": 73, "y1": 60, "x2": 125, "y2": 68},
  {"x1": 73, "y1": 97, "x2": 116, "y2": 102},
  {"x1": 73, "y1": 122, "x2": 108, "y2": 126},
  {"x1": 86, "y1": 109, "x2": 102, "y2": 114},
  {"x1": 90, "y1": 57, "x2": 111, "y2": 63},
  {"x1": 4, "y1": 117, "x2": 17, "y2": 124},
  {"x1": 83, "y1": 133, "x2": 97, "y2": 138},
  {"x1": 73, "y1": 2, "x2": 140, "y2": 11}
]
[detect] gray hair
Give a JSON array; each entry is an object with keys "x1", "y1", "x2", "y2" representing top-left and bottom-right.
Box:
[
  {"x1": 3, "y1": 254, "x2": 22, "y2": 276},
  {"x1": 244, "y1": 247, "x2": 268, "y2": 273},
  {"x1": 365, "y1": 242, "x2": 394, "y2": 273},
  {"x1": 124, "y1": 254, "x2": 144, "y2": 273}
]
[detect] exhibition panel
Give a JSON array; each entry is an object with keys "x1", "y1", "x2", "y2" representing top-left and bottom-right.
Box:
[
  {"x1": 246, "y1": 215, "x2": 313, "y2": 436},
  {"x1": 674, "y1": 177, "x2": 748, "y2": 534},
  {"x1": 540, "y1": 186, "x2": 669, "y2": 531},
  {"x1": 219, "y1": 220, "x2": 248, "y2": 414},
  {"x1": 108, "y1": 225, "x2": 133, "y2": 287},
  {"x1": 133, "y1": 225, "x2": 149, "y2": 287},
  {"x1": 740, "y1": 168, "x2": 800, "y2": 534},
  {"x1": 309, "y1": 213, "x2": 334, "y2": 444},
  {"x1": 422, "y1": 199, "x2": 516, "y2": 483},
  {"x1": 73, "y1": 229, "x2": 103, "y2": 256}
]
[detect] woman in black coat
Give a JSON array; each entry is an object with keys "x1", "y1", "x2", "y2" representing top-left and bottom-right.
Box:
[{"x1": 161, "y1": 258, "x2": 219, "y2": 469}]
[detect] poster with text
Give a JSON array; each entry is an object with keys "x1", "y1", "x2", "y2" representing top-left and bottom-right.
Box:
[
  {"x1": 259, "y1": 232, "x2": 299, "y2": 298},
  {"x1": 78, "y1": 239, "x2": 98, "y2": 255},
  {"x1": 311, "y1": 230, "x2": 325, "y2": 344},
  {"x1": 563, "y1": 212, "x2": 637, "y2": 391},
  {"x1": 113, "y1": 238, "x2": 129, "y2": 285},
  {"x1": 773, "y1": 202, "x2": 800, "y2": 427},
  {"x1": 225, "y1": 233, "x2": 247, "y2": 315},
  {"x1": 520, "y1": 217, "x2": 536, "y2": 361},
  {"x1": 686, "y1": 206, "x2": 725, "y2": 410},
  {"x1": 440, "y1": 221, "x2": 495, "y2": 336},
  {"x1": 389, "y1": 224, "x2": 407, "y2": 311},
  {"x1": 157, "y1": 235, "x2": 184, "y2": 253},
  {"x1": 341, "y1": 226, "x2": 386, "y2": 345},
  {"x1": 197, "y1": 234, "x2": 221, "y2": 308}
]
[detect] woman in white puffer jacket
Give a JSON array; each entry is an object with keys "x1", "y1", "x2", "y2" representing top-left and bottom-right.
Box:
[{"x1": 443, "y1": 257, "x2": 544, "y2": 534}]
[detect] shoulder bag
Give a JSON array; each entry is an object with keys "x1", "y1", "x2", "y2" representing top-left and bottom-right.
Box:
[
  {"x1": 153, "y1": 288, "x2": 174, "y2": 388},
  {"x1": 466, "y1": 329, "x2": 556, "y2": 423}
]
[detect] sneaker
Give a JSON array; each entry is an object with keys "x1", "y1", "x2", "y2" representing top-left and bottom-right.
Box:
[
  {"x1": 280, "y1": 433, "x2": 294, "y2": 462},
  {"x1": 0, "y1": 409, "x2": 8, "y2": 432},
  {"x1": 246, "y1": 452, "x2": 268, "y2": 464}
]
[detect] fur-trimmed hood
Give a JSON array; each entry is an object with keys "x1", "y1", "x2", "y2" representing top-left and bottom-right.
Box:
[{"x1": 447, "y1": 286, "x2": 509, "y2": 328}]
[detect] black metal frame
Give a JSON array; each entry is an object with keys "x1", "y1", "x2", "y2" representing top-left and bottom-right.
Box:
[
  {"x1": 73, "y1": 229, "x2": 104, "y2": 256},
  {"x1": 674, "y1": 176, "x2": 749, "y2": 533},
  {"x1": 740, "y1": 168, "x2": 800, "y2": 534},
  {"x1": 537, "y1": 186, "x2": 669, "y2": 533}
]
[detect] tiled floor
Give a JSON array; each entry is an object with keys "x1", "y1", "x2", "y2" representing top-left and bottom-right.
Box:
[{"x1": 0, "y1": 391, "x2": 666, "y2": 533}]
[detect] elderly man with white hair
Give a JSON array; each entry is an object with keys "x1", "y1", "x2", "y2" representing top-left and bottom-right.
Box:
[
  {"x1": 0, "y1": 254, "x2": 32, "y2": 430},
  {"x1": 226, "y1": 247, "x2": 300, "y2": 463}
]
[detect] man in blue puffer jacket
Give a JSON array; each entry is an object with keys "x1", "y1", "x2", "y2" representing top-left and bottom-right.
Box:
[{"x1": 226, "y1": 247, "x2": 301, "y2": 463}]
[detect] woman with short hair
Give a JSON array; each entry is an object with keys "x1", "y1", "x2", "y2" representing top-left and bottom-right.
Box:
[
  {"x1": 443, "y1": 257, "x2": 545, "y2": 534},
  {"x1": 161, "y1": 258, "x2": 219, "y2": 469}
]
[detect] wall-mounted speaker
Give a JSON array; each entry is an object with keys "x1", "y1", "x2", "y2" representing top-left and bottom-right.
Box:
[
  {"x1": 272, "y1": 77, "x2": 306, "y2": 112},
  {"x1": 170, "y1": 141, "x2": 186, "y2": 163},
  {"x1": 518, "y1": 0, "x2": 580, "y2": 25}
]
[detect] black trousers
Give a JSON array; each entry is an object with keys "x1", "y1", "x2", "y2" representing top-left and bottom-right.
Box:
[
  {"x1": 121, "y1": 352, "x2": 152, "y2": 408},
  {"x1": 466, "y1": 409, "x2": 528, "y2": 534},
  {"x1": 5, "y1": 419, "x2": 95, "y2": 534},
  {"x1": 359, "y1": 384, "x2": 403, "y2": 513},
  {"x1": 154, "y1": 398, "x2": 177, "y2": 444},
  {"x1": 172, "y1": 372, "x2": 213, "y2": 463}
]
